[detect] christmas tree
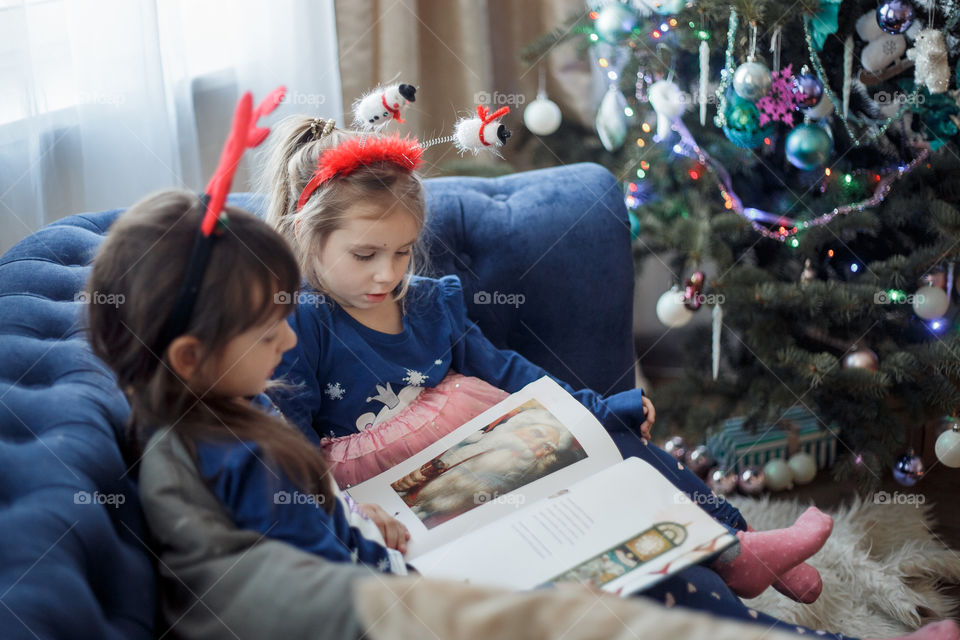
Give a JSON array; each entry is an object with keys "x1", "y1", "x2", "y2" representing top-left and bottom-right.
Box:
[{"x1": 523, "y1": 0, "x2": 960, "y2": 489}]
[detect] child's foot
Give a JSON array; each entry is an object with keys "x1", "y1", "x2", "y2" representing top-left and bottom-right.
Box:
[
  {"x1": 713, "y1": 506, "x2": 833, "y2": 599},
  {"x1": 773, "y1": 562, "x2": 823, "y2": 604},
  {"x1": 871, "y1": 620, "x2": 960, "y2": 640}
]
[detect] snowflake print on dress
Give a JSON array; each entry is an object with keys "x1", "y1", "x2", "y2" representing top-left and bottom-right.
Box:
[
  {"x1": 325, "y1": 382, "x2": 346, "y2": 400},
  {"x1": 434, "y1": 359, "x2": 442, "y2": 365},
  {"x1": 402, "y1": 368, "x2": 428, "y2": 386}
]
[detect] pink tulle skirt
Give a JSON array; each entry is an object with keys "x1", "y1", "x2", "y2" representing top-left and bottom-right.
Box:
[{"x1": 321, "y1": 372, "x2": 509, "y2": 488}]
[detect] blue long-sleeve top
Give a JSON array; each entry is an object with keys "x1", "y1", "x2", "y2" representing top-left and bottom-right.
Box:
[
  {"x1": 193, "y1": 403, "x2": 406, "y2": 573},
  {"x1": 269, "y1": 275, "x2": 645, "y2": 445}
]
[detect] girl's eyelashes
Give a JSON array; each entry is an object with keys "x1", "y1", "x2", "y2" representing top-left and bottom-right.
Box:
[{"x1": 352, "y1": 250, "x2": 409, "y2": 261}]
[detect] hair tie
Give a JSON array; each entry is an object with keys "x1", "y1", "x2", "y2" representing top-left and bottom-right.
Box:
[{"x1": 310, "y1": 117, "x2": 336, "y2": 140}]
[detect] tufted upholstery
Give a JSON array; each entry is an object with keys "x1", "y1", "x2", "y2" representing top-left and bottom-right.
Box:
[{"x1": 0, "y1": 162, "x2": 634, "y2": 639}]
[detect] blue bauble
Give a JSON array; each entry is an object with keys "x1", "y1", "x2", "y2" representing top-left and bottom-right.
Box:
[
  {"x1": 595, "y1": 3, "x2": 639, "y2": 43},
  {"x1": 721, "y1": 95, "x2": 772, "y2": 149},
  {"x1": 793, "y1": 74, "x2": 824, "y2": 108},
  {"x1": 892, "y1": 450, "x2": 924, "y2": 486},
  {"x1": 877, "y1": 0, "x2": 914, "y2": 35},
  {"x1": 785, "y1": 123, "x2": 833, "y2": 170}
]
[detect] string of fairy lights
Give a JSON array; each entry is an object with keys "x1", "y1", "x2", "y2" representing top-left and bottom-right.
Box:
[{"x1": 588, "y1": 4, "x2": 934, "y2": 246}]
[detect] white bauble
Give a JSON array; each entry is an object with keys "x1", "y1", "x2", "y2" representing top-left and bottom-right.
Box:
[
  {"x1": 935, "y1": 427, "x2": 960, "y2": 467},
  {"x1": 763, "y1": 459, "x2": 794, "y2": 491},
  {"x1": 912, "y1": 285, "x2": 950, "y2": 319},
  {"x1": 788, "y1": 453, "x2": 818, "y2": 484},
  {"x1": 656, "y1": 288, "x2": 694, "y2": 328},
  {"x1": 523, "y1": 96, "x2": 562, "y2": 136}
]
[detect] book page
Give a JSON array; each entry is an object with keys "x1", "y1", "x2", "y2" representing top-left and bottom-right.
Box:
[
  {"x1": 410, "y1": 457, "x2": 736, "y2": 595},
  {"x1": 345, "y1": 377, "x2": 624, "y2": 559}
]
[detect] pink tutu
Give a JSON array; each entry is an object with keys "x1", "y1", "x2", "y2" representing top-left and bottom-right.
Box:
[{"x1": 321, "y1": 372, "x2": 509, "y2": 488}]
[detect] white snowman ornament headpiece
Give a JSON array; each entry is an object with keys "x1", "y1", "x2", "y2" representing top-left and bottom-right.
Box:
[
  {"x1": 453, "y1": 105, "x2": 512, "y2": 155},
  {"x1": 353, "y1": 82, "x2": 417, "y2": 130}
]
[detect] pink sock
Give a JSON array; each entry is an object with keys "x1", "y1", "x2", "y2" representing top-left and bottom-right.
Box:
[
  {"x1": 870, "y1": 620, "x2": 960, "y2": 640},
  {"x1": 746, "y1": 525, "x2": 824, "y2": 604},
  {"x1": 772, "y1": 562, "x2": 823, "y2": 603},
  {"x1": 712, "y1": 506, "x2": 833, "y2": 599}
]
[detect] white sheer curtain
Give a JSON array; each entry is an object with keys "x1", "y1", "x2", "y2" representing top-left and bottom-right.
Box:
[{"x1": 0, "y1": 0, "x2": 342, "y2": 255}]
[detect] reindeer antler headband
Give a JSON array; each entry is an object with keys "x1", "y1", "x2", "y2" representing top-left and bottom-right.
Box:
[
  {"x1": 296, "y1": 83, "x2": 512, "y2": 211},
  {"x1": 154, "y1": 86, "x2": 285, "y2": 355}
]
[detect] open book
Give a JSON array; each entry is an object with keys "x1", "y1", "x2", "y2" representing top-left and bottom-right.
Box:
[{"x1": 346, "y1": 377, "x2": 736, "y2": 595}]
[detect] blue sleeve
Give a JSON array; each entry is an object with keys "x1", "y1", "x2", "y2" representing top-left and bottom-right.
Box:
[
  {"x1": 269, "y1": 308, "x2": 324, "y2": 445},
  {"x1": 201, "y1": 442, "x2": 393, "y2": 569},
  {"x1": 438, "y1": 276, "x2": 647, "y2": 435}
]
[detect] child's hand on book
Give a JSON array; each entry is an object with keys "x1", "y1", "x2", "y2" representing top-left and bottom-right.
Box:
[
  {"x1": 360, "y1": 502, "x2": 410, "y2": 554},
  {"x1": 639, "y1": 395, "x2": 656, "y2": 440}
]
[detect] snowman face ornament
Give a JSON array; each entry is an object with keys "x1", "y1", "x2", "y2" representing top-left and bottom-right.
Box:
[
  {"x1": 454, "y1": 105, "x2": 512, "y2": 155},
  {"x1": 353, "y1": 83, "x2": 417, "y2": 130}
]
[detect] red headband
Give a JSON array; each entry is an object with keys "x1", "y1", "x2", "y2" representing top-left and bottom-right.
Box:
[{"x1": 296, "y1": 134, "x2": 423, "y2": 211}]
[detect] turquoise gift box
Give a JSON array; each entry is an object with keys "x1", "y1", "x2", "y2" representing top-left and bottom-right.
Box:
[{"x1": 705, "y1": 407, "x2": 838, "y2": 474}]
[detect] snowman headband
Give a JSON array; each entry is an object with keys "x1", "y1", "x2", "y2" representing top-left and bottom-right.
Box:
[
  {"x1": 155, "y1": 86, "x2": 285, "y2": 355},
  {"x1": 295, "y1": 83, "x2": 511, "y2": 212}
]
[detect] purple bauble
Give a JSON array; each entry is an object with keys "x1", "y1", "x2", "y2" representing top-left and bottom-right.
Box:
[
  {"x1": 793, "y1": 73, "x2": 824, "y2": 109},
  {"x1": 685, "y1": 445, "x2": 716, "y2": 477},
  {"x1": 707, "y1": 468, "x2": 738, "y2": 495},
  {"x1": 738, "y1": 467, "x2": 766, "y2": 495},
  {"x1": 877, "y1": 0, "x2": 914, "y2": 35},
  {"x1": 663, "y1": 436, "x2": 687, "y2": 462},
  {"x1": 892, "y1": 450, "x2": 924, "y2": 486}
]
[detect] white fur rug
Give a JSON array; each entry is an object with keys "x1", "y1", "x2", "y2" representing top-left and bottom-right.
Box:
[{"x1": 732, "y1": 495, "x2": 960, "y2": 638}]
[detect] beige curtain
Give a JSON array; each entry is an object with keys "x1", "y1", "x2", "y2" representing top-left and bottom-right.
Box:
[{"x1": 334, "y1": 0, "x2": 594, "y2": 173}]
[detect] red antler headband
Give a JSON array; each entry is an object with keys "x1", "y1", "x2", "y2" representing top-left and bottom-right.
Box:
[
  {"x1": 296, "y1": 134, "x2": 423, "y2": 211},
  {"x1": 155, "y1": 86, "x2": 285, "y2": 354}
]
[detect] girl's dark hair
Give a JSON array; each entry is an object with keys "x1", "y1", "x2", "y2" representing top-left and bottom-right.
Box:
[{"x1": 86, "y1": 190, "x2": 332, "y2": 507}]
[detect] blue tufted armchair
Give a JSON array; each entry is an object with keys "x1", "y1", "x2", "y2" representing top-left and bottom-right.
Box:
[{"x1": 0, "y1": 162, "x2": 635, "y2": 639}]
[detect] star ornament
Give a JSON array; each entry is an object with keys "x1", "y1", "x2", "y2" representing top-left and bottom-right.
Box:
[{"x1": 755, "y1": 65, "x2": 800, "y2": 127}]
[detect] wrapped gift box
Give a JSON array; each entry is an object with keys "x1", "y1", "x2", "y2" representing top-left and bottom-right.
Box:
[{"x1": 705, "y1": 407, "x2": 838, "y2": 474}]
